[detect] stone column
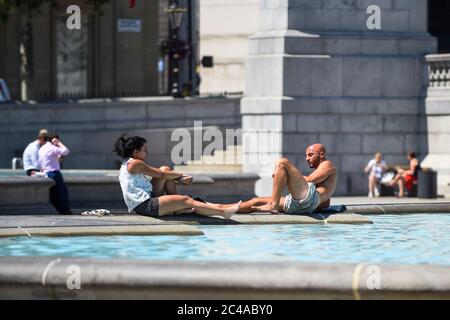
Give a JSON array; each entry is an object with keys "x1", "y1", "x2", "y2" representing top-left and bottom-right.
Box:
[
  {"x1": 423, "y1": 54, "x2": 450, "y2": 197},
  {"x1": 241, "y1": 0, "x2": 437, "y2": 196}
]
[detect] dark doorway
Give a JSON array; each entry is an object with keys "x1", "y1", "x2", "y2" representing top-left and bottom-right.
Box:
[{"x1": 429, "y1": 0, "x2": 450, "y2": 53}]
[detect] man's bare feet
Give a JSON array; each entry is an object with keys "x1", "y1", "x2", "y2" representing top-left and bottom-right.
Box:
[
  {"x1": 251, "y1": 203, "x2": 280, "y2": 214},
  {"x1": 222, "y1": 201, "x2": 241, "y2": 219}
]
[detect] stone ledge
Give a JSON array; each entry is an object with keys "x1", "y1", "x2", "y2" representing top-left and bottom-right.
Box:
[
  {"x1": 347, "y1": 203, "x2": 450, "y2": 215},
  {"x1": 63, "y1": 174, "x2": 216, "y2": 184},
  {"x1": 0, "y1": 257, "x2": 449, "y2": 299},
  {"x1": 0, "y1": 214, "x2": 178, "y2": 228},
  {"x1": 0, "y1": 96, "x2": 241, "y2": 109},
  {"x1": 0, "y1": 224, "x2": 203, "y2": 237},
  {"x1": 158, "y1": 213, "x2": 372, "y2": 225},
  {"x1": 0, "y1": 177, "x2": 54, "y2": 207},
  {"x1": 0, "y1": 213, "x2": 372, "y2": 230},
  {"x1": 0, "y1": 176, "x2": 54, "y2": 186}
]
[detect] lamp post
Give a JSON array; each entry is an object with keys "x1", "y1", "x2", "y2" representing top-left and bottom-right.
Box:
[{"x1": 163, "y1": 1, "x2": 188, "y2": 97}]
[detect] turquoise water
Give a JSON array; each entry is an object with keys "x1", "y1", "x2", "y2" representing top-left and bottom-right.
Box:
[{"x1": 1, "y1": 214, "x2": 450, "y2": 265}]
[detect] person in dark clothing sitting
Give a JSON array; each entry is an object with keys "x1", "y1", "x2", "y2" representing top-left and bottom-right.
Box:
[{"x1": 389, "y1": 151, "x2": 421, "y2": 197}]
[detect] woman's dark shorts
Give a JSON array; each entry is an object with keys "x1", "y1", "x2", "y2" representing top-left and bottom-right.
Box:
[{"x1": 133, "y1": 193, "x2": 160, "y2": 217}]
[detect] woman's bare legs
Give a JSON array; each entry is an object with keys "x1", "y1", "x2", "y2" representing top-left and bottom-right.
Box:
[
  {"x1": 389, "y1": 167, "x2": 406, "y2": 187},
  {"x1": 397, "y1": 177, "x2": 405, "y2": 197},
  {"x1": 368, "y1": 175, "x2": 375, "y2": 196},
  {"x1": 152, "y1": 166, "x2": 196, "y2": 214},
  {"x1": 150, "y1": 166, "x2": 238, "y2": 216},
  {"x1": 158, "y1": 195, "x2": 241, "y2": 219},
  {"x1": 151, "y1": 166, "x2": 177, "y2": 196},
  {"x1": 389, "y1": 173, "x2": 406, "y2": 197}
]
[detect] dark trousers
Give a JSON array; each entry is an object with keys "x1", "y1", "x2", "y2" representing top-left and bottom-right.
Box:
[{"x1": 47, "y1": 171, "x2": 71, "y2": 214}]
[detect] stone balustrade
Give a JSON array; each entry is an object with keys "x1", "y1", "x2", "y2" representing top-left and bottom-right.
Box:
[{"x1": 426, "y1": 54, "x2": 450, "y2": 88}]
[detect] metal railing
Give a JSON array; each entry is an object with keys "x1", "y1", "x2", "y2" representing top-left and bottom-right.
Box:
[
  {"x1": 32, "y1": 91, "x2": 161, "y2": 102},
  {"x1": 5, "y1": 90, "x2": 244, "y2": 103}
]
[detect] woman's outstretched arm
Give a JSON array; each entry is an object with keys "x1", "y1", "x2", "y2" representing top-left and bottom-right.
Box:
[{"x1": 128, "y1": 159, "x2": 182, "y2": 180}]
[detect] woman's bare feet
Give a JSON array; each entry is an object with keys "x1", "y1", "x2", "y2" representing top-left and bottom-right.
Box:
[{"x1": 221, "y1": 201, "x2": 241, "y2": 219}]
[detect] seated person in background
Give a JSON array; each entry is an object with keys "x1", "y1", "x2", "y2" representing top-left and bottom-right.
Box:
[
  {"x1": 364, "y1": 152, "x2": 387, "y2": 198},
  {"x1": 22, "y1": 129, "x2": 48, "y2": 176},
  {"x1": 389, "y1": 151, "x2": 421, "y2": 197}
]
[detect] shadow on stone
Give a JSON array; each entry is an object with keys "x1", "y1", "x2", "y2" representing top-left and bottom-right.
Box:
[{"x1": 157, "y1": 214, "x2": 241, "y2": 225}]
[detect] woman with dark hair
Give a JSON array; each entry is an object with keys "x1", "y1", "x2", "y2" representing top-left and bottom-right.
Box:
[
  {"x1": 114, "y1": 135, "x2": 240, "y2": 219},
  {"x1": 389, "y1": 151, "x2": 421, "y2": 197}
]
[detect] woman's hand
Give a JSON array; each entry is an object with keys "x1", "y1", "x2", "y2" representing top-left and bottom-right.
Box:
[
  {"x1": 180, "y1": 176, "x2": 193, "y2": 185},
  {"x1": 174, "y1": 175, "x2": 193, "y2": 185}
]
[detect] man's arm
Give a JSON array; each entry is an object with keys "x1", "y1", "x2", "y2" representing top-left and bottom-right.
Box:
[
  {"x1": 364, "y1": 159, "x2": 373, "y2": 173},
  {"x1": 305, "y1": 161, "x2": 336, "y2": 185},
  {"x1": 51, "y1": 138, "x2": 70, "y2": 157}
]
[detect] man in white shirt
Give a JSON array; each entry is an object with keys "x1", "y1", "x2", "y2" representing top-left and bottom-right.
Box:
[{"x1": 22, "y1": 129, "x2": 48, "y2": 176}]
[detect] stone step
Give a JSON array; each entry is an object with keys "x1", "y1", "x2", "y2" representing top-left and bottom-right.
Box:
[
  {"x1": 188, "y1": 155, "x2": 242, "y2": 165},
  {"x1": 174, "y1": 164, "x2": 242, "y2": 173},
  {"x1": 222, "y1": 145, "x2": 243, "y2": 154},
  {"x1": 212, "y1": 150, "x2": 242, "y2": 161},
  {"x1": 185, "y1": 144, "x2": 243, "y2": 166},
  {"x1": 178, "y1": 144, "x2": 243, "y2": 172}
]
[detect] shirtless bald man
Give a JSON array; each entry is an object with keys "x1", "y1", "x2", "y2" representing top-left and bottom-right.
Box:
[{"x1": 238, "y1": 144, "x2": 337, "y2": 214}]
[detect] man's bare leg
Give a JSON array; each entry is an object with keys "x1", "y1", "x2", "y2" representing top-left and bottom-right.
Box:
[
  {"x1": 237, "y1": 197, "x2": 272, "y2": 213},
  {"x1": 253, "y1": 158, "x2": 309, "y2": 213}
]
